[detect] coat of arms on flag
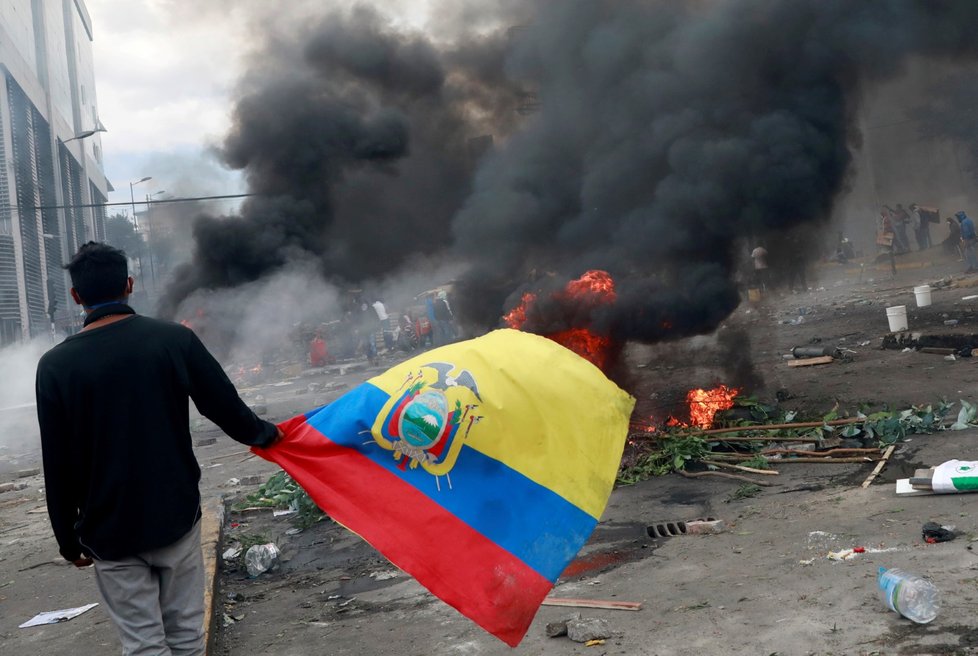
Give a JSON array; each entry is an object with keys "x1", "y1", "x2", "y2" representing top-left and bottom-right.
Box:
[{"x1": 372, "y1": 362, "x2": 483, "y2": 485}]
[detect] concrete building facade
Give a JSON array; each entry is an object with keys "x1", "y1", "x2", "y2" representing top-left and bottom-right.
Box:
[{"x1": 0, "y1": 0, "x2": 109, "y2": 345}]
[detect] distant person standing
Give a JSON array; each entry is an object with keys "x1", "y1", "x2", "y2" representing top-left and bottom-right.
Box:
[
  {"x1": 309, "y1": 331, "x2": 328, "y2": 367},
  {"x1": 372, "y1": 299, "x2": 393, "y2": 351},
  {"x1": 892, "y1": 204, "x2": 912, "y2": 254},
  {"x1": 957, "y1": 211, "x2": 978, "y2": 273},
  {"x1": 909, "y1": 204, "x2": 926, "y2": 251},
  {"x1": 877, "y1": 210, "x2": 897, "y2": 277},
  {"x1": 750, "y1": 245, "x2": 769, "y2": 290},
  {"x1": 944, "y1": 216, "x2": 963, "y2": 258},
  {"x1": 432, "y1": 291, "x2": 456, "y2": 345}
]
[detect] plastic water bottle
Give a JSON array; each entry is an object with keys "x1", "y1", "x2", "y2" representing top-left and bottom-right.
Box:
[
  {"x1": 877, "y1": 567, "x2": 940, "y2": 623},
  {"x1": 244, "y1": 543, "x2": 280, "y2": 577}
]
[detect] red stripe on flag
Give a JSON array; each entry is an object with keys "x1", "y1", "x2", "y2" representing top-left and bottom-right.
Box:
[{"x1": 254, "y1": 418, "x2": 552, "y2": 646}]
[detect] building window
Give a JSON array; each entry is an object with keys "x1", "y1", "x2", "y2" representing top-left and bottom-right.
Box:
[{"x1": 80, "y1": 85, "x2": 86, "y2": 105}]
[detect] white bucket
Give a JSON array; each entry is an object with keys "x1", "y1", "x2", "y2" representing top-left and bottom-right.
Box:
[
  {"x1": 886, "y1": 305, "x2": 908, "y2": 332},
  {"x1": 914, "y1": 285, "x2": 932, "y2": 308}
]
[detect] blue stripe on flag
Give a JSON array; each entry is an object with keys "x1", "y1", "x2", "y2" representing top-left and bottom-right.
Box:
[{"x1": 305, "y1": 382, "x2": 596, "y2": 582}]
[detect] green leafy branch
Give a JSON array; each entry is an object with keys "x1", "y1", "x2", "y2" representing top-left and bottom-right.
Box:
[{"x1": 234, "y1": 470, "x2": 326, "y2": 529}]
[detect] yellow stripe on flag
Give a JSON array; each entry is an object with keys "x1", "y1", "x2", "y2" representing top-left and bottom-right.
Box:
[{"x1": 368, "y1": 329, "x2": 635, "y2": 519}]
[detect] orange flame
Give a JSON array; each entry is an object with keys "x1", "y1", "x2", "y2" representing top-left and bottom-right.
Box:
[
  {"x1": 681, "y1": 385, "x2": 739, "y2": 428},
  {"x1": 503, "y1": 292, "x2": 536, "y2": 329},
  {"x1": 549, "y1": 327, "x2": 614, "y2": 370},
  {"x1": 631, "y1": 386, "x2": 739, "y2": 435},
  {"x1": 502, "y1": 270, "x2": 616, "y2": 369},
  {"x1": 562, "y1": 269, "x2": 617, "y2": 302}
]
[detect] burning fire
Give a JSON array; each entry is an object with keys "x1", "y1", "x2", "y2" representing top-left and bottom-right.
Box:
[
  {"x1": 231, "y1": 363, "x2": 264, "y2": 386},
  {"x1": 685, "y1": 385, "x2": 739, "y2": 428},
  {"x1": 502, "y1": 292, "x2": 535, "y2": 330},
  {"x1": 503, "y1": 270, "x2": 616, "y2": 369},
  {"x1": 561, "y1": 269, "x2": 617, "y2": 302},
  {"x1": 548, "y1": 328, "x2": 613, "y2": 369},
  {"x1": 632, "y1": 384, "x2": 740, "y2": 433}
]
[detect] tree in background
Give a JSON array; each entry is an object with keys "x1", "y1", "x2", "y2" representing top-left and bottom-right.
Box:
[
  {"x1": 103, "y1": 213, "x2": 150, "y2": 303},
  {"x1": 104, "y1": 213, "x2": 144, "y2": 259}
]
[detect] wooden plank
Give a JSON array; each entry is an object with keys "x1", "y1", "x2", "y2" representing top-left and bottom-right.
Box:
[
  {"x1": 896, "y1": 478, "x2": 935, "y2": 496},
  {"x1": 787, "y1": 355, "x2": 834, "y2": 368},
  {"x1": 542, "y1": 598, "x2": 643, "y2": 611},
  {"x1": 860, "y1": 444, "x2": 897, "y2": 488},
  {"x1": 919, "y1": 347, "x2": 956, "y2": 355}
]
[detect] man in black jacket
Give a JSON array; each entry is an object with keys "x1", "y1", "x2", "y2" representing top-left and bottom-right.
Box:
[{"x1": 36, "y1": 242, "x2": 281, "y2": 655}]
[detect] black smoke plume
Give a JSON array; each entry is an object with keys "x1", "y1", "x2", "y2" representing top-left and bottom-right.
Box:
[
  {"x1": 163, "y1": 0, "x2": 978, "y2": 356},
  {"x1": 454, "y1": 0, "x2": 978, "y2": 347},
  {"x1": 159, "y1": 5, "x2": 522, "y2": 318}
]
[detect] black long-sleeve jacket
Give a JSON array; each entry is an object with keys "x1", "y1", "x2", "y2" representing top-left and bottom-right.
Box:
[{"x1": 36, "y1": 313, "x2": 278, "y2": 561}]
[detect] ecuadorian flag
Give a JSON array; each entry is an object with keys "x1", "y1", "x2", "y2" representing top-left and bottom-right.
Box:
[{"x1": 254, "y1": 329, "x2": 635, "y2": 646}]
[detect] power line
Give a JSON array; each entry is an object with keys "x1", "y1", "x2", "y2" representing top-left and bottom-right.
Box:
[{"x1": 0, "y1": 193, "x2": 257, "y2": 213}]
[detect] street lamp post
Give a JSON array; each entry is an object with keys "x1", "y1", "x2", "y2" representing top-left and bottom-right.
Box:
[
  {"x1": 129, "y1": 176, "x2": 152, "y2": 229},
  {"x1": 145, "y1": 191, "x2": 165, "y2": 291},
  {"x1": 63, "y1": 129, "x2": 98, "y2": 144}
]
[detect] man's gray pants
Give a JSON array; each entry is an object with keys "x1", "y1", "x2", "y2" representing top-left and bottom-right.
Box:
[{"x1": 93, "y1": 520, "x2": 205, "y2": 656}]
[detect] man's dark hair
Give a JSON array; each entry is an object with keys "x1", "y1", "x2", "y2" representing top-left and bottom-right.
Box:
[{"x1": 64, "y1": 241, "x2": 129, "y2": 306}]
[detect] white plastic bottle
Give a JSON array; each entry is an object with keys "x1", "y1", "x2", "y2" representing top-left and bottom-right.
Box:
[{"x1": 877, "y1": 567, "x2": 941, "y2": 623}]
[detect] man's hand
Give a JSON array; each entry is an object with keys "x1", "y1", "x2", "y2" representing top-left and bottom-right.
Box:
[
  {"x1": 268, "y1": 426, "x2": 285, "y2": 447},
  {"x1": 71, "y1": 556, "x2": 93, "y2": 568}
]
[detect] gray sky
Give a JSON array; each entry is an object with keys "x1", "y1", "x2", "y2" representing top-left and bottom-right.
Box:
[{"x1": 86, "y1": 0, "x2": 441, "y2": 210}]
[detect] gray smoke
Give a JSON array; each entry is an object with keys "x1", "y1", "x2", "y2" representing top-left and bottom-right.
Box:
[{"x1": 0, "y1": 341, "x2": 47, "y2": 473}]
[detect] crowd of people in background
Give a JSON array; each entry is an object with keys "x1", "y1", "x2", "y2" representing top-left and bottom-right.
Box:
[
  {"x1": 876, "y1": 203, "x2": 978, "y2": 275},
  {"x1": 746, "y1": 200, "x2": 978, "y2": 296},
  {"x1": 301, "y1": 287, "x2": 460, "y2": 368},
  {"x1": 877, "y1": 203, "x2": 933, "y2": 255}
]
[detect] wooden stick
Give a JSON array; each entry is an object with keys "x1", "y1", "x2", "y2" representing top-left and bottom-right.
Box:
[
  {"x1": 696, "y1": 418, "x2": 862, "y2": 435},
  {"x1": 677, "y1": 470, "x2": 775, "y2": 486},
  {"x1": 861, "y1": 444, "x2": 897, "y2": 488},
  {"x1": 707, "y1": 454, "x2": 876, "y2": 464},
  {"x1": 760, "y1": 448, "x2": 880, "y2": 457},
  {"x1": 768, "y1": 456, "x2": 877, "y2": 464},
  {"x1": 709, "y1": 451, "x2": 878, "y2": 463},
  {"x1": 631, "y1": 434, "x2": 822, "y2": 443},
  {"x1": 632, "y1": 417, "x2": 864, "y2": 440},
  {"x1": 542, "y1": 598, "x2": 643, "y2": 611},
  {"x1": 707, "y1": 436, "x2": 826, "y2": 443},
  {"x1": 700, "y1": 459, "x2": 779, "y2": 475}
]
